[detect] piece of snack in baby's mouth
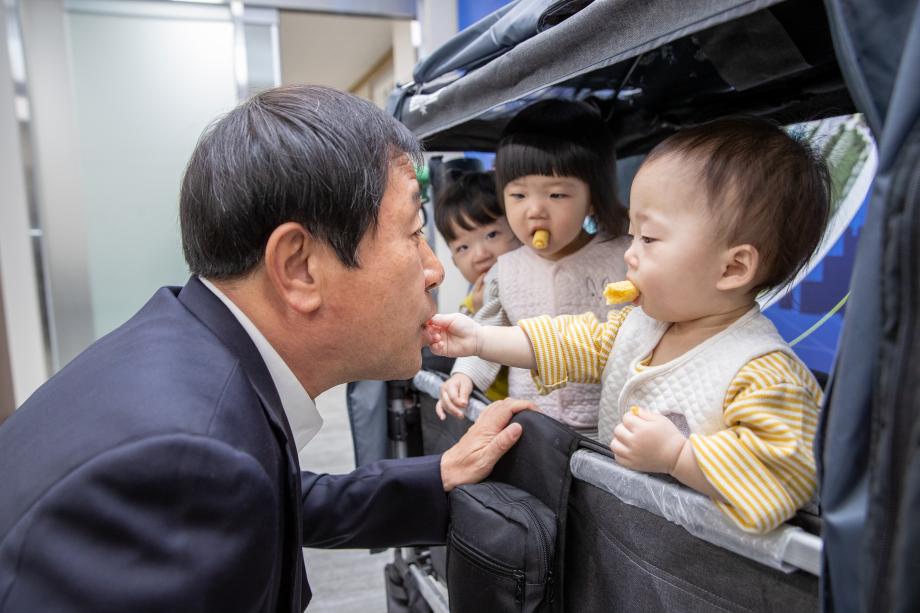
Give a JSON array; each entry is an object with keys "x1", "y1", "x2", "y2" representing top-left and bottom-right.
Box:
[
  {"x1": 604, "y1": 280, "x2": 639, "y2": 304},
  {"x1": 532, "y1": 230, "x2": 550, "y2": 249}
]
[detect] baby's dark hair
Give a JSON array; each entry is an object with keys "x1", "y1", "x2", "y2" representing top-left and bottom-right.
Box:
[
  {"x1": 494, "y1": 100, "x2": 628, "y2": 237},
  {"x1": 644, "y1": 116, "x2": 832, "y2": 293},
  {"x1": 434, "y1": 171, "x2": 504, "y2": 243}
]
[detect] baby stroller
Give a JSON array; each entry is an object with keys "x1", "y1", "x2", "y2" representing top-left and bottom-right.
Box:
[{"x1": 351, "y1": 0, "x2": 920, "y2": 610}]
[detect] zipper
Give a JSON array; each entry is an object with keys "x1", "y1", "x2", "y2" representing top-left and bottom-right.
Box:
[
  {"x1": 451, "y1": 534, "x2": 526, "y2": 605},
  {"x1": 486, "y1": 483, "x2": 554, "y2": 601},
  {"x1": 451, "y1": 533, "x2": 520, "y2": 576}
]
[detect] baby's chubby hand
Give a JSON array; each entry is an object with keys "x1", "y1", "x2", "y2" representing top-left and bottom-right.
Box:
[
  {"x1": 611, "y1": 408, "x2": 687, "y2": 475},
  {"x1": 425, "y1": 313, "x2": 483, "y2": 358},
  {"x1": 437, "y1": 373, "x2": 473, "y2": 420}
]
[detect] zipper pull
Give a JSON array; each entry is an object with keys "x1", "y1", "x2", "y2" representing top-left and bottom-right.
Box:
[
  {"x1": 514, "y1": 570, "x2": 525, "y2": 603},
  {"x1": 546, "y1": 569, "x2": 554, "y2": 603}
]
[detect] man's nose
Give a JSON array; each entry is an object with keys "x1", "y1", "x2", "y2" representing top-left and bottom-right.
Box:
[{"x1": 422, "y1": 240, "x2": 445, "y2": 291}]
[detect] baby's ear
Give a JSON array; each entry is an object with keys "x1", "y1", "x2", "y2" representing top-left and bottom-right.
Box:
[{"x1": 716, "y1": 244, "x2": 760, "y2": 291}]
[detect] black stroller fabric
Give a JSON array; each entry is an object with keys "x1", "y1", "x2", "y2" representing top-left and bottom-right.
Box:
[
  {"x1": 415, "y1": 386, "x2": 819, "y2": 612},
  {"x1": 564, "y1": 480, "x2": 817, "y2": 612},
  {"x1": 818, "y1": 1, "x2": 920, "y2": 611},
  {"x1": 448, "y1": 482, "x2": 557, "y2": 612},
  {"x1": 412, "y1": 0, "x2": 594, "y2": 86}
]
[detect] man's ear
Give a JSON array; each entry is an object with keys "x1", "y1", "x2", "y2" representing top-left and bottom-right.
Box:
[
  {"x1": 716, "y1": 244, "x2": 760, "y2": 291},
  {"x1": 263, "y1": 222, "x2": 326, "y2": 314}
]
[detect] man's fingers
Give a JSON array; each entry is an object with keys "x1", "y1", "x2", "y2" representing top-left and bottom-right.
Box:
[
  {"x1": 478, "y1": 398, "x2": 535, "y2": 428},
  {"x1": 482, "y1": 422, "x2": 524, "y2": 465}
]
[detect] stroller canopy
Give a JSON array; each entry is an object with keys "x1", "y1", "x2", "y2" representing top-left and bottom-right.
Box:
[{"x1": 391, "y1": 0, "x2": 853, "y2": 155}]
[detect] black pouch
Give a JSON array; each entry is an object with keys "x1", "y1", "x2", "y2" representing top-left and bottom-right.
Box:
[
  {"x1": 444, "y1": 411, "x2": 608, "y2": 612},
  {"x1": 447, "y1": 481, "x2": 556, "y2": 612}
]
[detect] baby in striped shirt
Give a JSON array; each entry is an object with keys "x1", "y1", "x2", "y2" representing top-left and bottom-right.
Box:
[{"x1": 427, "y1": 117, "x2": 831, "y2": 533}]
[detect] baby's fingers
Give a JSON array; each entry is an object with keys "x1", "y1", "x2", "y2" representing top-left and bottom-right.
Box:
[
  {"x1": 439, "y1": 385, "x2": 464, "y2": 418},
  {"x1": 446, "y1": 382, "x2": 469, "y2": 408},
  {"x1": 611, "y1": 439, "x2": 632, "y2": 464}
]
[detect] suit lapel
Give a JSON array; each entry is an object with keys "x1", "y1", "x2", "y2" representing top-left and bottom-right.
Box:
[{"x1": 176, "y1": 276, "x2": 308, "y2": 611}]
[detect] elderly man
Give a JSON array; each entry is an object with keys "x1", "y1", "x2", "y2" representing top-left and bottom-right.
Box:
[{"x1": 0, "y1": 86, "x2": 528, "y2": 612}]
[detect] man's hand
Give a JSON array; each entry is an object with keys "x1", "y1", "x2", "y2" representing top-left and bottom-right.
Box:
[
  {"x1": 425, "y1": 313, "x2": 482, "y2": 358},
  {"x1": 610, "y1": 408, "x2": 686, "y2": 474},
  {"x1": 440, "y1": 398, "x2": 533, "y2": 491},
  {"x1": 437, "y1": 373, "x2": 474, "y2": 420}
]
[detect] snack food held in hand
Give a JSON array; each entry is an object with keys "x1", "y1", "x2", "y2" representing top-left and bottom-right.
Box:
[
  {"x1": 532, "y1": 229, "x2": 550, "y2": 249},
  {"x1": 604, "y1": 280, "x2": 639, "y2": 304},
  {"x1": 630, "y1": 406, "x2": 640, "y2": 416}
]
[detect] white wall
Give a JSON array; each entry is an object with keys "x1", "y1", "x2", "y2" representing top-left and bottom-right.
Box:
[
  {"x1": 0, "y1": 4, "x2": 50, "y2": 406},
  {"x1": 66, "y1": 8, "x2": 238, "y2": 338}
]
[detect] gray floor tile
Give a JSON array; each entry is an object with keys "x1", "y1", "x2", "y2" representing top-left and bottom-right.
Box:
[{"x1": 300, "y1": 384, "x2": 390, "y2": 613}]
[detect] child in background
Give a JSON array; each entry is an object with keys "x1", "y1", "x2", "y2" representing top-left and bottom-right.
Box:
[
  {"x1": 428, "y1": 117, "x2": 829, "y2": 533},
  {"x1": 437, "y1": 100, "x2": 630, "y2": 435},
  {"x1": 434, "y1": 171, "x2": 520, "y2": 409}
]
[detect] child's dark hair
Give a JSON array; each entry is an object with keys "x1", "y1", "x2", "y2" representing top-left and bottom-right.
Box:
[
  {"x1": 434, "y1": 171, "x2": 503, "y2": 243},
  {"x1": 644, "y1": 116, "x2": 832, "y2": 293},
  {"x1": 495, "y1": 100, "x2": 628, "y2": 237}
]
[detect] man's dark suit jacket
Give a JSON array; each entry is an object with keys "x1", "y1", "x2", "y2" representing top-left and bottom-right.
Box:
[{"x1": 0, "y1": 277, "x2": 449, "y2": 612}]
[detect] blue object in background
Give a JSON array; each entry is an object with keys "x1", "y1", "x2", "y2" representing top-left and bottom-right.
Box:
[
  {"x1": 463, "y1": 151, "x2": 495, "y2": 169},
  {"x1": 761, "y1": 115, "x2": 876, "y2": 376},
  {"x1": 458, "y1": 0, "x2": 512, "y2": 28},
  {"x1": 763, "y1": 193, "x2": 869, "y2": 375}
]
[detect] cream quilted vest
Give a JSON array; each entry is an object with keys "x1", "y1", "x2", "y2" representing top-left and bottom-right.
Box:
[
  {"x1": 499, "y1": 235, "x2": 629, "y2": 429},
  {"x1": 596, "y1": 306, "x2": 795, "y2": 444}
]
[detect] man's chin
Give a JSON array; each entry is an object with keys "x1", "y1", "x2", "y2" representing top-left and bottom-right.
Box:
[{"x1": 382, "y1": 352, "x2": 424, "y2": 381}]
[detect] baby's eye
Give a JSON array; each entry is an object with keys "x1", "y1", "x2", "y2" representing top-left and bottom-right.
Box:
[
  {"x1": 506, "y1": 192, "x2": 525, "y2": 200},
  {"x1": 486, "y1": 230, "x2": 500, "y2": 239},
  {"x1": 549, "y1": 192, "x2": 568, "y2": 199},
  {"x1": 641, "y1": 236, "x2": 657, "y2": 244},
  {"x1": 454, "y1": 244, "x2": 468, "y2": 253}
]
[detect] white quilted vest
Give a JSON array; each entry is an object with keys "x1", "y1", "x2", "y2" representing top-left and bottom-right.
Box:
[
  {"x1": 498, "y1": 235, "x2": 629, "y2": 429},
  {"x1": 596, "y1": 306, "x2": 795, "y2": 444}
]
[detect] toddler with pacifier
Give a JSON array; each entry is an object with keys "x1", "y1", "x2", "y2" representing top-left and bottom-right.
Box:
[{"x1": 436, "y1": 99, "x2": 631, "y2": 436}]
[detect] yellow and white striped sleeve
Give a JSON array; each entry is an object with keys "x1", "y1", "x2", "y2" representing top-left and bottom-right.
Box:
[
  {"x1": 518, "y1": 307, "x2": 633, "y2": 394},
  {"x1": 689, "y1": 351, "x2": 821, "y2": 533}
]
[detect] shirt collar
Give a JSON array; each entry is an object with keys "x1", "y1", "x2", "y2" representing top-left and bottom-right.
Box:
[{"x1": 200, "y1": 277, "x2": 323, "y2": 451}]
